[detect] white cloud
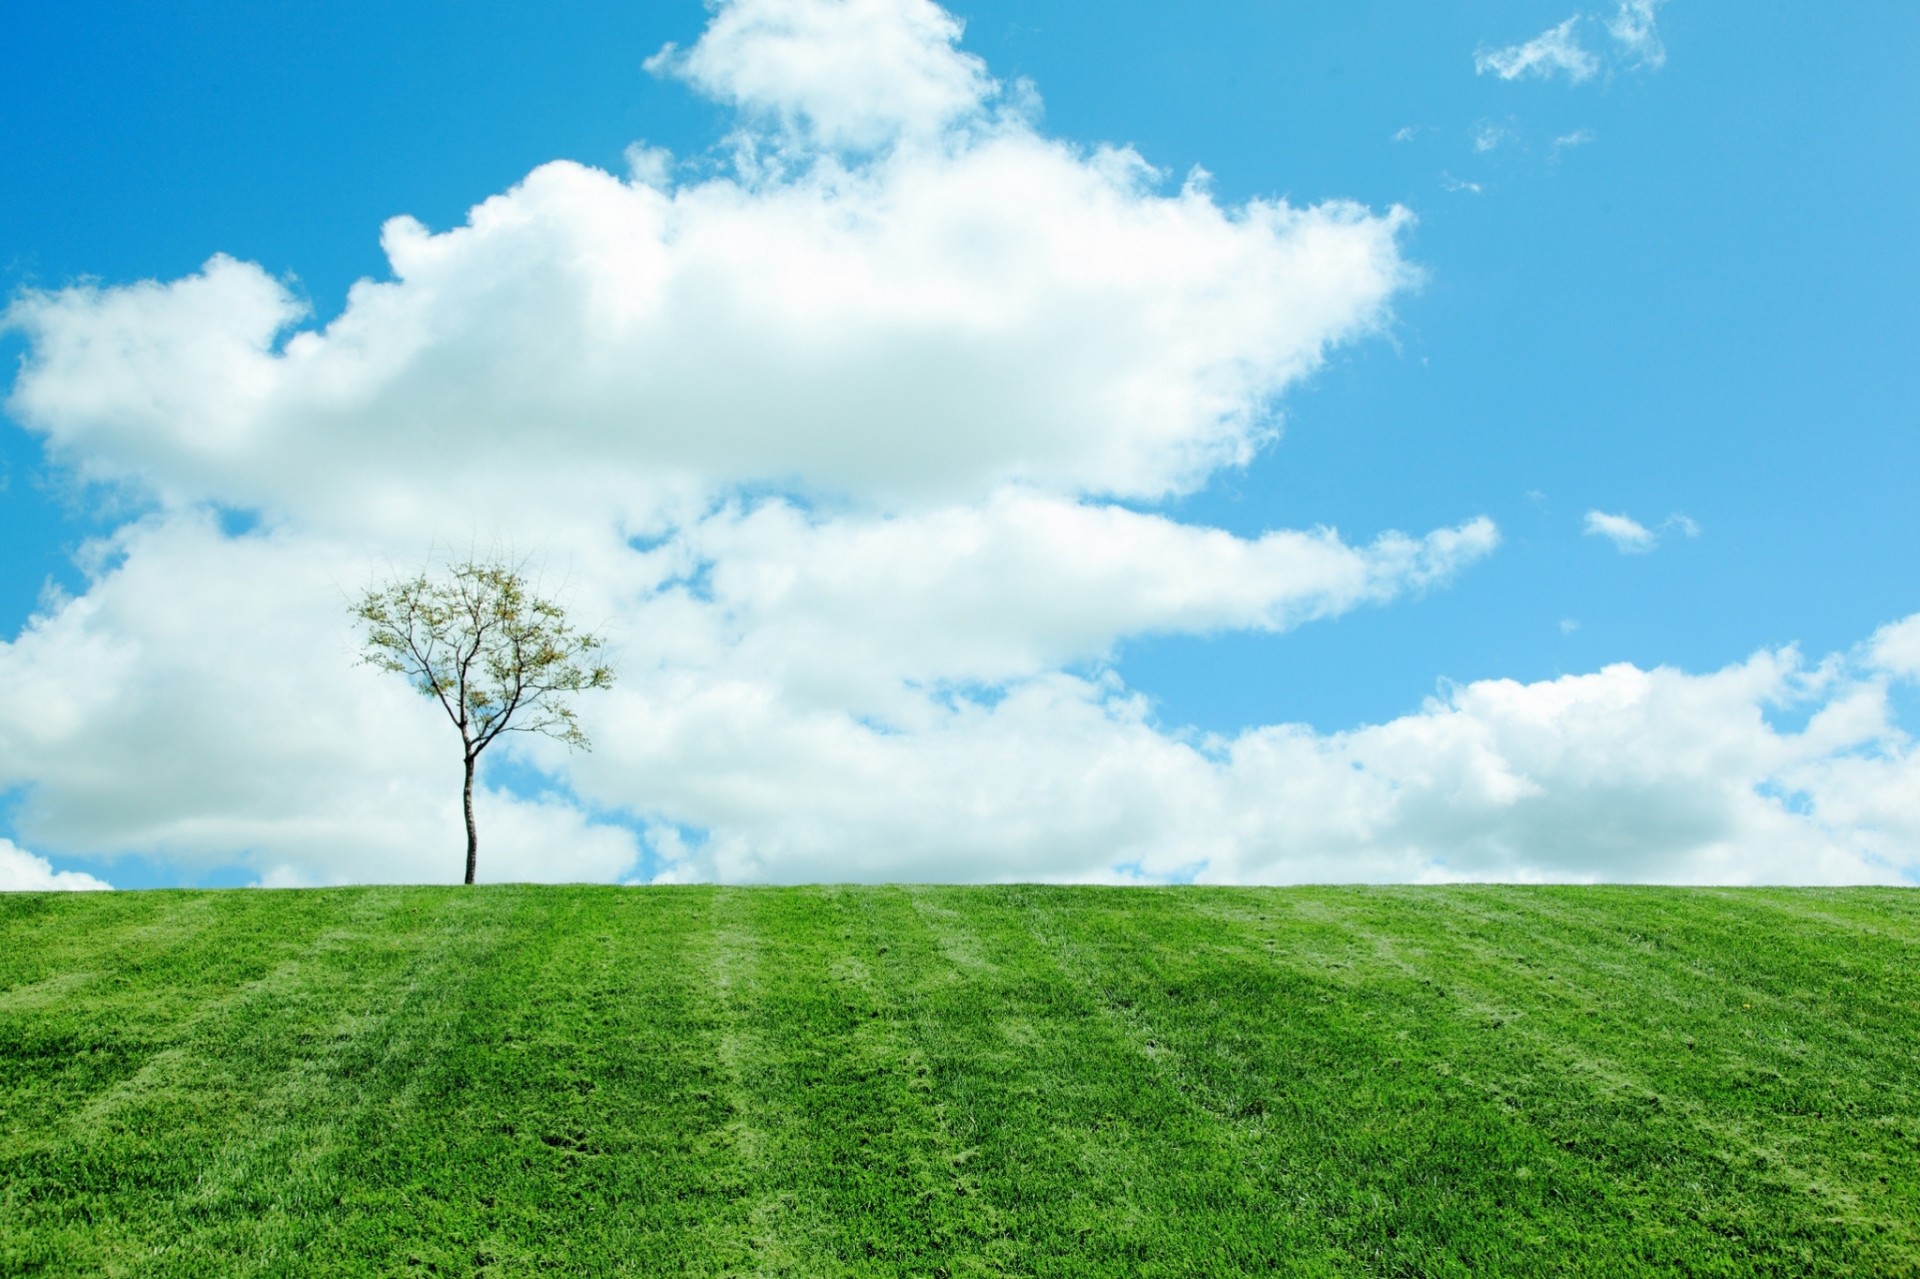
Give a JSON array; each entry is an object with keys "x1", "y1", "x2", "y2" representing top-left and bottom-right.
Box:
[
  {"x1": 0, "y1": 518, "x2": 640, "y2": 885},
  {"x1": 1475, "y1": 17, "x2": 1600, "y2": 84},
  {"x1": 1476, "y1": 4, "x2": 1668, "y2": 88},
  {"x1": 623, "y1": 141, "x2": 677, "y2": 189},
  {"x1": 0, "y1": 498, "x2": 1494, "y2": 883},
  {"x1": 1584, "y1": 509, "x2": 1697, "y2": 553},
  {"x1": 1, "y1": 515, "x2": 1914, "y2": 888},
  {"x1": 580, "y1": 629, "x2": 1920, "y2": 887},
  {"x1": 660, "y1": 498, "x2": 1497, "y2": 705},
  {"x1": 1869, "y1": 615, "x2": 1920, "y2": 681},
  {"x1": 0, "y1": 838, "x2": 112, "y2": 891},
  {"x1": 1553, "y1": 127, "x2": 1597, "y2": 151},
  {"x1": 646, "y1": 0, "x2": 995, "y2": 151},
  {"x1": 7, "y1": 140, "x2": 1409, "y2": 526},
  {"x1": 1606, "y1": 0, "x2": 1667, "y2": 70},
  {"x1": 1472, "y1": 121, "x2": 1515, "y2": 153},
  {"x1": 1584, "y1": 509, "x2": 1658, "y2": 552}
]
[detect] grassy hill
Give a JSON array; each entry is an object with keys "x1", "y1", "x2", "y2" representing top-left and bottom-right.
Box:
[{"x1": 2, "y1": 885, "x2": 1917, "y2": 1276}]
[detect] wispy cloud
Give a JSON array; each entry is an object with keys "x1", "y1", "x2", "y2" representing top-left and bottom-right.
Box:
[
  {"x1": 1607, "y1": 0, "x2": 1668, "y2": 69},
  {"x1": 1553, "y1": 127, "x2": 1597, "y2": 152},
  {"x1": 1475, "y1": 16, "x2": 1599, "y2": 84},
  {"x1": 1476, "y1": 2, "x2": 1669, "y2": 86},
  {"x1": 1584, "y1": 510, "x2": 1699, "y2": 553},
  {"x1": 1472, "y1": 120, "x2": 1516, "y2": 153}
]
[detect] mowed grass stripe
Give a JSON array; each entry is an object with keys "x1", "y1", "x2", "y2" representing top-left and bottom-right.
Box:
[
  {"x1": 1275, "y1": 887, "x2": 1918, "y2": 1271},
  {"x1": 1732, "y1": 886, "x2": 1920, "y2": 940},
  {"x1": 0, "y1": 891, "x2": 358, "y2": 1129},
  {"x1": 988, "y1": 887, "x2": 1649, "y2": 1276},
  {"x1": 896, "y1": 886, "x2": 1375, "y2": 1276},
  {"x1": 1364, "y1": 887, "x2": 1920, "y2": 1155},
  {"x1": 140, "y1": 889, "x2": 509, "y2": 1277},
  {"x1": 270, "y1": 887, "x2": 749, "y2": 1275},
  {"x1": 683, "y1": 886, "x2": 1011, "y2": 1276},
  {"x1": 1275, "y1": 890, "x2": 1857, "y2": 1255},
  {"x1": 2, "y1": 889, "x2": 487, "y2": 1275},
  {"x1": 912, "y1": 886, "x2": 1914, "y2": 1276}
]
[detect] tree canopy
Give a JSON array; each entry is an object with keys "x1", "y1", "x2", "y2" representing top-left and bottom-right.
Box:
[{"x1": 353, "y1": 558, "x2": 614, "y2": 883}]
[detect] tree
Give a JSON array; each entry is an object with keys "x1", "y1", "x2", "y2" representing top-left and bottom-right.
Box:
[{"x1": 352, "y1": 558, "x2": 614, "y2": 884}]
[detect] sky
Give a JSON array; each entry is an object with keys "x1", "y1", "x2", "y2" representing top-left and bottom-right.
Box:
[{"x1": 1, "y1": 0, "x2": 1916, "y2": 891}]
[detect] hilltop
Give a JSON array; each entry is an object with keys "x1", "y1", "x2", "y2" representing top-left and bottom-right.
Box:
[{"x1": 3, "y1": 885, "x2": 1916, "y2": 1276}]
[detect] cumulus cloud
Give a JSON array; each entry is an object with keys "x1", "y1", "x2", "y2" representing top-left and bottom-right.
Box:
[
  {"x1": 646, "y1": 0, "x2": 995, "y2": 150},
  {"x1": 7, "y1": 153, "x2": 1408, "y2": 525},
  {"x1": 1, "y1": 510, "x2": 1913, "y2": 889},
  {"x1": 658, "y1": 498, "x2": 1498, "y2": 706},
  {"x1": 0, "y1": 838, "x2": 112, "y2": 891},
  {"x1": 0, "y1": 498, "x2": 1494, "y2": 883},
  {"x1": 1584, "y1": 509, "x2": 1699, "y2": 553},
  {"x1": 1869, "y1": 615, "x2": 1920, "y2": 681},
  {"x1": 8, "y1": 0, "x2": 1414, "y2": 530},
  {"x1": 585, "y1": 627, "x2": 1920, "y2": 887},
  {"x1": 0, "y1": 518, "x2": 641, "y2": 885},
  {"x1": 1475, "y1": 17, "x2": 1600, "y2": 84}
]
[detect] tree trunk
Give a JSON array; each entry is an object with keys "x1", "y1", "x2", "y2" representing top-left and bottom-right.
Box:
[{"x1": 463, "y1": 753, "x2": 478, "y2": 885}]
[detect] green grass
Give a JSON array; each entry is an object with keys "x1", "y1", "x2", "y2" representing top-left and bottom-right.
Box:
[{"x1": 3, "y1": 886, "x2": 1918, "y2": 1276}]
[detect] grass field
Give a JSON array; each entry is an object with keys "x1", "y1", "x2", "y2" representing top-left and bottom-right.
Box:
[{"x1": 2, "y1": 885, "x2": 1918, "y2": 1276}]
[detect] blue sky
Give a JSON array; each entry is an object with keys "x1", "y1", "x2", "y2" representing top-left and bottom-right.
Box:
[{"x1": 2, "y1": 0, "x2": 1916, "y2": 890}]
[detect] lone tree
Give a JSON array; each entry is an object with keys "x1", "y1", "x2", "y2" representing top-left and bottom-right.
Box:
[{"x1": 352, "y1": 558, "x2": 614, "y2": 884}]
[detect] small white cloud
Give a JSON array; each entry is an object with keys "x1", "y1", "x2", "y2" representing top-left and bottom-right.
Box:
[
  {"x1": 1607, "y1": 0, "x2": 1668, "y2": 69},
  {"x1": 1560, "y1": 618, "x2": 1581, "y2": 634},
  {"x1": 1390, "y1": 125, "x2": 1421, "y2": 144},
  {"x1": 1552, "y1": 128, "x2": 1597, "y2": 152},
  {"x1": 1867, "y1": 616, "x2": 1920, "y2": 681},
  {"x1": 1475, "y1": 16, "x2": 1600, "y2": 84},
  {"x1": 1584, "y1": 510, "x2": 1658, "y2": 552},
  {"x1": 1472, "y1": 121, "x2": 1515, "y2": 153},
  {"x1": 1440, "y1": 173, "x2": 1484, "y2": 194},
  {"x1": 1584, "y1": 510, "x2": 1699, "y2": 553},
  {"x1": 0, "y1": 838, "x2": 111, "y2": 891},
  {"x1": 622, "y1": 142, "x2": 675, "y2": 189}
]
